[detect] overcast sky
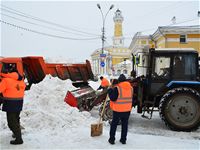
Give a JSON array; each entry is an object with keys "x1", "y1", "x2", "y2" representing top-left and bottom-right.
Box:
[{"x1": 0, "y1": 0, "x2": 199, "y2": 62}]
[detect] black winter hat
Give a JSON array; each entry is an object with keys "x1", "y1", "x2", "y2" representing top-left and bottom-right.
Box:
[{"x1": 118, "y1": 74, "x2": 126, "y2": 82}]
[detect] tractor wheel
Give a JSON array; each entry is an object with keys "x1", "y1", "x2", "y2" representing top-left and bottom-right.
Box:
[
  {"x1": 159, "y1": 87, "x2": 200, "y2": 131},
  {"x1": 99, "y1": 101, "x2": 113, "y2": 123}
]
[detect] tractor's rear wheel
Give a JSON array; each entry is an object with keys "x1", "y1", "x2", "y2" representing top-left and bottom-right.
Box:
[{"x1": 159, "y1": 87, "x2": 200, "y2": 131}]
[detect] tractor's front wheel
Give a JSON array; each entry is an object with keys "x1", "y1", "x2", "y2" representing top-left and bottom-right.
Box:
[{"x1": 159, "y1": 87, "x2": 200, "y2": 131}]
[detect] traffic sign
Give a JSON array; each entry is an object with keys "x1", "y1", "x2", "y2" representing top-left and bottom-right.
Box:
[
  {"x1": 100, "y1": 61, "x2": 105, "y2": 67},
  {"x1": 100, "y1": 53, "x2": 106, "y2": 57}
]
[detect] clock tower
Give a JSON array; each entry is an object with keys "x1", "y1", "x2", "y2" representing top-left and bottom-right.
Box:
[{"x1": 113, "y1": 9, "x2": 124, "y2": 47}]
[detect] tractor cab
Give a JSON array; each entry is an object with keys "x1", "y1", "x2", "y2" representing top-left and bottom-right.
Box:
[{"x1": 147, "y1": 48, "x2": 199, "y2": 97}]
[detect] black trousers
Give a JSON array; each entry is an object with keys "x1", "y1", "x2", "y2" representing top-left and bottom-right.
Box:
[
  {"x1": 109, "y1": 111, "x2": 130, "y2": 142},
  {"x1": 6, "y1": 112, "x2": 22, "y2": 140}
]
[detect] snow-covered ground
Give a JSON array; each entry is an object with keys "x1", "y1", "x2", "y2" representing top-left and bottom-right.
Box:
[{"x1": 0, "y1": 76, "x2": 200, "y2": 150}]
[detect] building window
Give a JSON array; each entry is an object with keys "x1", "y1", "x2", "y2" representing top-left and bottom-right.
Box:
[
  {"x1": 117, "y1": 70, "x2": 121, "y2": 75},
  {"x1": 180, "y1": 35, "x2": 186, "y2": 43},
  {"x1": 123, "y1": 70, "x2": 127, "y2": 74},
  {"x1": 141, "y1": 40, "x2": 147, "y2": 45}
]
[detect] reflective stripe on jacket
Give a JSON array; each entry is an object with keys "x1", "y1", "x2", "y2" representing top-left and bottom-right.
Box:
[
  {"x1": 101, "y1": 78, "x2": 110, "y2": 88},
  {"x1": 110, "y1": 81, "x2": 133, "y2": 112}
]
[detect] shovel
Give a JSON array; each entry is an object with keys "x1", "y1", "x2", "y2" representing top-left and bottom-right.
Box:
[{"x1": 91, "y1": 93, "x2": 109, "y2": 137}]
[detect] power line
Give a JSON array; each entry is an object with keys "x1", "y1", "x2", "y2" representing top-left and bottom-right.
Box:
[
  {"x1": 0, "y1": 4, "x2": 100, "y2": 36},
  {"x1": 133, "y1": 1, "x2": 183, "y2": 20},
  {"x1": 110, "y1": 18, "x2": 199, "y2": 41},
  {"x1": 0, "y1": 6, "x2": 99, "y2": 36},
  {"x1": 0, "y1": 12, "x2": 99, "y2": 37},
  {"x1": 168, "y1": 18, "x2": 199, "y2": 26},
  {"x1": 0, "y1": 20, "x2": 101, "y2": 40},
  {"x1": 123, "y1": 17, "x2": 199, "y2": 38}
]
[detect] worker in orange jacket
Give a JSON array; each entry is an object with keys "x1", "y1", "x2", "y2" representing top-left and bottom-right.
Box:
[
  {"x1": 0, "y1": 64, "x2": 26, "y2": 145},
  {"x1": 108, "y1": 74, "x2": 133, "y2": 145},
  {"x1": 97, "y1": 76, "x2": 110, "y2": 90}
]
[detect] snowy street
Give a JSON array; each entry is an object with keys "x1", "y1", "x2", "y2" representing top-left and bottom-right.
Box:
[{"x1": 0, "y1": 76, "x2": 200, "y2": 149}]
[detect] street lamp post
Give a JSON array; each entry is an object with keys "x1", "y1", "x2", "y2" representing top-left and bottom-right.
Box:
[
  {"x1": 97, "y1": 4, "x2": 114, "y2": 54},
  {"x1": 108, "y1": 52, "x2": 112, "y2": 75}
]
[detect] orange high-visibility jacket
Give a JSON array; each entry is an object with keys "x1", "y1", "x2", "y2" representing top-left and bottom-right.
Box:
[
  {"x1": 110, "y1": 81, "x2": 133, "y2": 112},
  {"x1": 101, "y1": 78, "x2": 110, "y2": 88},
  {"x1": 0, "y1": 72, "x2": 26, "y2": 99}
]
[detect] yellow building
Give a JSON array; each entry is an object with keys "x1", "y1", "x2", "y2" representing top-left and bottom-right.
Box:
[
  {"x1": 152, "y1": 26, "x2": 200, "y2": 53},
  {"x1": 130, "y1": 26, "x2": 200, "y2": 54},
  {"x1": 129, "y1": 32, "x2": 153, "y2": 76},
  {"x1": 91, "y1": 9, "x2": 131, "y2": 75},
  {"x1": 129, "y1": 32, "x2": 153, "y2": 53},
  {"x1": 129, "y1": 26, "x2": 200, "y2": 76}
]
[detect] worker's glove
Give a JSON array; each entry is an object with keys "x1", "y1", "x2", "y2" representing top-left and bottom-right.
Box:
[{"x1": 97, "y1": 86, "x2": 103, "y2": 91}]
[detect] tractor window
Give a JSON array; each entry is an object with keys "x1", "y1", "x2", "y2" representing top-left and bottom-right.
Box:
[
  {"x1": 173, "y1": 55, "x2": 196, "y2": 80},
  {"x1": 173, "y1": 56, "x2": 184, "y2": 79},
  {"x1": 152, "y1": 56, "x2": 170, "y2": 79}
]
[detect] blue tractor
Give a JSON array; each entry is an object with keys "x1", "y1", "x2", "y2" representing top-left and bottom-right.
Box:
[
  {"x1": 102, "y1": 48, "x2": 200, "y2": 131},
  {"x1": 135, "y1": 48, "x2": 200, "y2": 131}
]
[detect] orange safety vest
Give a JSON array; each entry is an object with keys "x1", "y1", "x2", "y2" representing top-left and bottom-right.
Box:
[
  {"x1": 110, "y1": 81, "x2": 133, "y2": 112},
  {"x1": 101, "y1": 78, "x2": 110, "y2": 88},
  {"x1": 0, "y1": 72, "x2": 26, "y2": 99}
]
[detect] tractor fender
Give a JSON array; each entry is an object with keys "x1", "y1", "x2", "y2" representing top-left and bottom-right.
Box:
[{"x1": 167, "y1": 81, "x2": 200, "y2": 88}]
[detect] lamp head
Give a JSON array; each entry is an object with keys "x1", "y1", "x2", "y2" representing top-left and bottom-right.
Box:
[
  {"x1": 97, "y1": 4, "x2": 101, "y2": 9},
  {"x1": 110, "y1": 4, "x2": 114, "y2": 10}
]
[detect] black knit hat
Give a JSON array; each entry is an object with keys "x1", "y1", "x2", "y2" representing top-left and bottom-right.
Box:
[{"x1": 118, "y1": 74, "x2": 126, "y2": 82}]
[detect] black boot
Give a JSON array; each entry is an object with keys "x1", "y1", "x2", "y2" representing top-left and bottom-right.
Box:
[
  {"x1": 12, "y1": 134, "x2": 16, "y2": 138},
  {"x1": 108, "y1": 138, "x2": 115, "y2": 145},
  {"x1": 120, "y1": 139, "x2": 126, "y2": 144},
  {"x1": 10, "y1": 138, "x2": 23, "y2": 145}
]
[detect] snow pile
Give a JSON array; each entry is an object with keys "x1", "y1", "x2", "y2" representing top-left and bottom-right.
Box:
[
  {"x1": 45, "y1": 56, "x2": 80, "y2": 63},
  {"x1": 22, "y1": 75, "x2": 95, "y2": 130}
]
